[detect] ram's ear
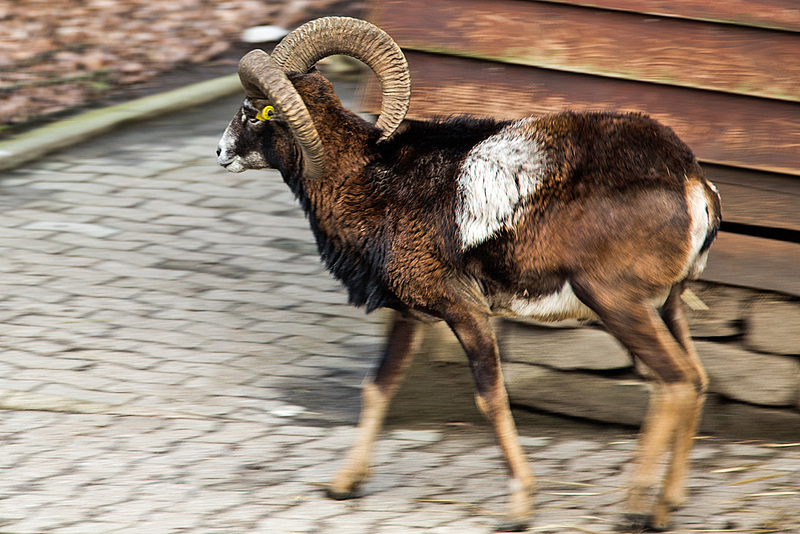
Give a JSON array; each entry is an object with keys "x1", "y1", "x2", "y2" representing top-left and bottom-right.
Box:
[{"x1": 249, "y1": 98, "x2": 273, "y2": 117}]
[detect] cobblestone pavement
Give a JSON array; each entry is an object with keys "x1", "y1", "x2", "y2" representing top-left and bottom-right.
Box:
[{"x1": 1, "y1": 87, "x2": 799, "y2": 534}]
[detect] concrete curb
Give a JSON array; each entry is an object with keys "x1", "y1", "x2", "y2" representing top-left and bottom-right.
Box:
[{"x1": 0, "y1": 73, "x2": 242, "y2": 173}]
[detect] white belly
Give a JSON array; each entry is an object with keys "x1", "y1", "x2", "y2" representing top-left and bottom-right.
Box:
[
  {"x1": 498, "y1": 282, "x2": 596, "y2": 322},
  {"x1": 495, "y1": 282, "x2": 672, "y2": 323}
]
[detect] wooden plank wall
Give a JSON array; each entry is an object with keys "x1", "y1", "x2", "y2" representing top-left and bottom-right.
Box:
[{"x1": 360, "y1": 0, "x2": 800, "y2": 295}]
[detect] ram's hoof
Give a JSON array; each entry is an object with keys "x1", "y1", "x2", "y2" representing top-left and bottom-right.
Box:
[
  {"x1": 325, "y1": 485, "x2": 360, "y2": 500},
  {"x1": 619, "y1": 513, "x2": 671, "y2": 532},
  {"x1": 495, "y1": 516, "x2": 531, "y2": 532}
]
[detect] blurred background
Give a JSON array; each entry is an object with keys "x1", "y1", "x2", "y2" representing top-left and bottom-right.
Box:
[{"x1": 0, "y1": 0, "x2": 363, "y2": 132}]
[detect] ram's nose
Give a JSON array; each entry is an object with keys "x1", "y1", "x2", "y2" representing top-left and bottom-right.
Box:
[
  {"x1": 216, "y1": 143, "x2": 233, "y2": 168},
  {"x1": 216, "y1": 148, "x2": 232, "y2": 168}
]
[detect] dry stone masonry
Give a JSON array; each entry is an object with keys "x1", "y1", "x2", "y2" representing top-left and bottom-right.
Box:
[
  {"x1": 502, "y1": 282, "x2": 800, "y2": 440},
  {"x1": 417, "y1": 281, "x2": 800, "y2": 440}
]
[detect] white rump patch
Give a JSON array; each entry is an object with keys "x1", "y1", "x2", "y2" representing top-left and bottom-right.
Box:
[
  {"x1": 684, "y1": 182, "x2": 711, "y2": 279},
  {"x1": 456, "y1": 119, "x2": 547, "y2": 249}
]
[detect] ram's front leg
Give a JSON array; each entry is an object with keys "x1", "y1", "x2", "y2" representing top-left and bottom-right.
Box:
[
  {"x1": 447, "y1": 309, "x2": 535, "y2": 532},
  {"x1": 328, "y1": 311, "x2": 421, "y2": 499}
]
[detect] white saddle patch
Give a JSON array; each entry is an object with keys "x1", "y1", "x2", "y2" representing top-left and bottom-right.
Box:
[{"x1": 456, "y1": 119, "x2": 547, "y2": 250}]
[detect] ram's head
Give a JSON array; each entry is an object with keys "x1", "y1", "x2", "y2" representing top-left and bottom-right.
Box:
[{"x1": 216, "y1": 16, "x2": 411, "y2": 179}]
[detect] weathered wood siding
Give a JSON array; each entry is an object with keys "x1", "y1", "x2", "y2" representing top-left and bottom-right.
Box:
[
  {"x1": 362, "y1": 0, "x2": 800, "y2": 174},
  {"x1": 360, "y1": 0, "x2": 800, "y2": 295}
]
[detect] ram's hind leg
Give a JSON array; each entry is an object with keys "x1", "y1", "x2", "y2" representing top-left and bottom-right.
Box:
[
  {"x1": 328, "y1": 311, "x2": 421, "y2": 499},
  {"x1": 658, "y1": 284, "x2": 707, "y2": 515},
  {"x1": 447, "y1": 309, "x2": 534, "y2": 532},
  {"x1": 572, "y1": 281, "x2": 704, "y2": 532}
]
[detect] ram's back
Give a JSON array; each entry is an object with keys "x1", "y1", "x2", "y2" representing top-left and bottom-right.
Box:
[{"x1": 368, "y1": 111, "x2": 719, "y2": 318}]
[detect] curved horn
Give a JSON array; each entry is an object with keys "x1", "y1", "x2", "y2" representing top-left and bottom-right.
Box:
[
  {"x1": 270, "y1": 16, "x2": 410, "y2": 140},
  {"x1": 239, "y1": 50, "x2": 325, "y2": 180}
]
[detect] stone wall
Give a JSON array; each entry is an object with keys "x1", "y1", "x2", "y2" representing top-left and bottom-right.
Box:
[{"x1": 415, "y1": 281, "x2": 800, "y2": 441}]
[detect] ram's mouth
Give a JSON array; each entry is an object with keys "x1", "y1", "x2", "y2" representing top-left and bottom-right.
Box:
[{"x1": 218, "y1": 157, "x2": 245, "y2": 173}]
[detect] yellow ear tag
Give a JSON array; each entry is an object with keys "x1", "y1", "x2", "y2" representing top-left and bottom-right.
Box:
[{"x1": 256, "y1": 105, "x2": 274, "y2": 121}]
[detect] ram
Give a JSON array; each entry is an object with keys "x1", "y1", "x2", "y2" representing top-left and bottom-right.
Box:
[{"x1": 217, "y1": 17, "x2": 721, "y2": 532}]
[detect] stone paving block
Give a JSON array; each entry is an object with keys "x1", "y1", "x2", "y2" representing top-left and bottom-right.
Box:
[
  {"x1": 55, "y1": 190, "x2": 145, "y2": 207},
  {"x1": 1, "y1": 284, "x2": 68, "y2": 304},
  {"x1": 321, "y1": 510, "x2": 403, "y2": 532},
  {"x1": 183, "y1": 227, "x2": 265, "y2": 245},
  {"x1": 5, "y1": 337, "x2": 70, "y2": 354},
  {"x1": 8, "y1": 315, "x2": 111, "y2": 338},
  {"x1": 180, "y1": 181, "x2": 262, "y2": 198},
  {"x1": 0, "y1": 226, "x2": 54, "y2": 239},
  {"x1": 373, "y1": 525, "x2": 426, "y2": 533},
  {"x1": 1, "y1": 350, "x2": 93, "y2": 370},
  {"x1": 273, "y1": 283, "x2": 350, "y2": 305},
  {"x1": 0, "y1": 236, "x2": 74, "y2": 253},
  {"x1": 0, "y1": 378, "x2": 46, "y2": 395},
  {"x1": 90, "y1": 501, "x2": 166, "y2": 528},
  {"x1": 65, "y1": 203, "x2": 164, "y2": 222},
  {"x1": 158, "y1": 164, "x2": 231, "y2": 182},
  {"x1": 73, "y1": 298, "x2": 154, "y2": 316},
  {"x1": 127, "y1": 511, "x2": 205, "y2": 532},
  {"x1": 256, "y1": 516, "x2": 318, "y2": 533},
  {"x1": 32, "y1": 383, "x2": 139, "y2": 406},
  {"x1": 0, "y1": 175, "x2": 36, "y2": 186},
  {"x1": 109, "y1": 326, "x2": 205, "y2": 348},
  {"x1": 0, "y1": 517, "x2": 61, "y2": 534},
  {"x1": 119, "y1": 187, "x2": 204, "y2": 205},
  {"x1": 379, "y1": 508, "x2": 464, "y2": 529},
  {"x1": 28, "y1": 180, "x2": 115, "y2": 194},
  {"x1": 151, "y1": 308, "x2": 253, "y2": 328},
  {"x1": 50, "y1": 231, "x2": 145, "y2": 250},
  {"x1": 388, "y1": 429, "x2": 445, "y2": 443},
  {"x1": 155, "y1": 347, "x2": 239, "y2": 366},
  {"x1": 0, "y1": 272, "x2": 52, "y2": 286},
  {"x1": 197, "y1": 502, "x2": 274, "y2": 527},
  {"x1": 273, "y1": 498, "x2": 349, "y2": 521},
  {"x1": 568, "y1": 449, "x2": 631, "y2": 473},
  {"x1": 69, "y1": 163, "x2": 160, "y2": 178},
  {"x1": 7, "y1": 249, "x2": 102, "y2": 267},
  {"x1": 63, "y1": 247, "x2": 162, "y2": 267},
  {"x1": 133, "y1": 290, "x2": 232, "y2": 311},
  {"x1": 95, "y1": 174, "x2": 183, "y2": 189},
  {"x1": 426, "y1": 522, "x2": 494, "y2": 534},
  {"x1": 8, "y1": 172, "x2": 97, "y2": 187}
]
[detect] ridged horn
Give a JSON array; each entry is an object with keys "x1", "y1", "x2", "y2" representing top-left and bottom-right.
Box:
[
  {"x1": 238, "y1": 50, "x2": 325, "y2": 180},
  {"x1": 270, "y1": 16, "x2": 410, "y2": 140}
]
